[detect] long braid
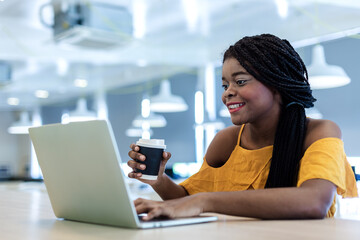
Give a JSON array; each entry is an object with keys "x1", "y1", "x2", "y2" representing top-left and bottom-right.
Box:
[{"x1": 223, "y1": 34, "x2": 316, "y2": 188}]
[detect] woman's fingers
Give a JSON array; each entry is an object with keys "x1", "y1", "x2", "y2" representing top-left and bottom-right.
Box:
[
  {"x1": 127, "y1": 160, "x2": 146, "y2": 171},
  {"x1": 143, "y1": 208, "x2": 166, "y2": 221},
  {"x1": 134, "y1": 198, "x2": 170, "y2": 220},
  {"x1": 128, "y1": 143, "x2": 145, "y2": 162},
  {"x1": 128, "y1": 171, "x2": 142, "y2": 179},
  {"x1": 163, "y1": 151, "x2": 171, "y2": 160},
  {"x1": 129, "y1": 143, "x2": 140, "y2": 151},
  {"x1": 128, "y1": 151, "x2": 146, "y2": 162}
]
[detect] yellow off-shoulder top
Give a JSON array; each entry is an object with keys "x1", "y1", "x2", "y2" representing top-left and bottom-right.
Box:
[{"x1": 180, "y1": 125, "x2": 358, "y2": 217}]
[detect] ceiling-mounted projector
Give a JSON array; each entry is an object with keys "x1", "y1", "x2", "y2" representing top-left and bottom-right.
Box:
[{"x1": 52, "y1": 2, "x2": 133, "y2": 49}]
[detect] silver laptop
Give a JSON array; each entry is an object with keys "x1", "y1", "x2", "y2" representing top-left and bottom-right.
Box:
[{"x1": 29, "y1": 120, "x2": 217, "y2": 229}]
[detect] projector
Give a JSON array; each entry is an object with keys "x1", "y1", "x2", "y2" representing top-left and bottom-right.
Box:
[{"x1": 53, "y1": 2, "x2": 133, "y2": 49}]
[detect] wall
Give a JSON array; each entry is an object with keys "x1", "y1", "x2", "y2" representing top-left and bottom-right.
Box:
[
  {"x1": 0, "y1": 112, "x2": 31, "y2": 178},
  {"x1": 300, "y1": 37, "x2": 360, "y2": 156}
]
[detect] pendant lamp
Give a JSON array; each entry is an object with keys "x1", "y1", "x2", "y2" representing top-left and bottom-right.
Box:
[
  {"x1": 307, "y1": 45, "x2": 351, "y2": 89},
  {"x1": 125, "y1": 127, "x2": 153, "y2": 138},
  {"x1": 8, "y1": 111, "x2": 33, "y2": 134},
  {"x1": 219, "y1": 105, "x2": 230, "y2": 118},
  {"x1": 61, "y1": 98, "x2": 97, "y2": 124},
  {"x1": 132, "y1": 112, "x2": 167, "y2": 128},
  {"x1": 150, "y1": 79, "x2": 188, "y2": 112},
  {"x1": 305, "y1": 107, "x2": 323, "y2": 119}
]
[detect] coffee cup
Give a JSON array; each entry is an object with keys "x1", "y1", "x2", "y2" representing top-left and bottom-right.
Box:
[{"x1": 135, "y1": 139, "x2": 166, "y2": 180}]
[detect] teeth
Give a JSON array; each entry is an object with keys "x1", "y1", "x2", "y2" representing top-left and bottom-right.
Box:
[{"x1": 228, "y1": 103, "x2": 243, "y2": 109}]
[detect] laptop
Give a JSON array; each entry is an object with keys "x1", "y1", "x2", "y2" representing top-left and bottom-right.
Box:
[{"x1": 28, "y1": 120, "x2": 217, "y2": 229}]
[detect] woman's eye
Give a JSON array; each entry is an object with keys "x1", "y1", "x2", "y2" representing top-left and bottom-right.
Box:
[
  {"x1": 222, "y1": 84, "x2": 228, "y2": 90},
  {"x1": 236, "y1": 80, "x2": 247, "y2": 86}
]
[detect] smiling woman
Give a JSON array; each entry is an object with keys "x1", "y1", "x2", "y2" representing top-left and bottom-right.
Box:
[{"x1": 127, "y1": 34, "x2": 358, "y2": 221}]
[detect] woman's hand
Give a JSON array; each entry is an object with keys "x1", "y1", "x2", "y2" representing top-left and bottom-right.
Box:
[
  {"x1": 134, "y1": 193, "x2": 207, "y2": 221},
  {"x1": 127, "y1": 143, "x2": 171, "y2": 186}
]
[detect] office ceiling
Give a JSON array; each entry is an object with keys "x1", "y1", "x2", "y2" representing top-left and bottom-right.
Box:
[{"x1": 0, "y1": 0, "x2": 360, "y2": 110}]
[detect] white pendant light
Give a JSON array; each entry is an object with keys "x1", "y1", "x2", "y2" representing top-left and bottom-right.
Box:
[
  {"x1": 307, "y1": 44, "x2": 351, "y2": 89},
  {"x1": 305, "y1": 107, "x2": 323, "y2": 119},
  {"x1": 61, "y1": 98, "x2": 97, "y2": 124},
  {"x1": 125, "y1": 127, "x2": 153, "y2": 138},
  {"x1": 202, "y1": 113, "x2": 225, "y2": 130},
  {"x1": 219, "y1": 105, "x2": 230, "y2": 118},
  {"x1": 150, "y1": 79, "x2": 188, "y2": 112},
  {"x1": 8, "y1": 111, "x2": 33, "y2": 134},
  {"x1": 132, "y1": 112, "x2": 167, "y2": 128}
]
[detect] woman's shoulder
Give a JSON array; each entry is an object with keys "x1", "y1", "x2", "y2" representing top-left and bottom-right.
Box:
[
  {"x1": 205, "y1": 125, "x2": 242, "y2": 168},
  {"x1": 304, "y1": 118, "x2": 342, "y2": 150}
]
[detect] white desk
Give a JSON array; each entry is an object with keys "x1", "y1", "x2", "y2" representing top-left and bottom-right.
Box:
[{"x1": 1, "y1": 182, "x2": 360, "y2": 240}]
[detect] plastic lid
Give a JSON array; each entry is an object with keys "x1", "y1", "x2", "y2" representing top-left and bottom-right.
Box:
[{"x1": 136, "y1": 138, "x2": 166, "y2": 149}]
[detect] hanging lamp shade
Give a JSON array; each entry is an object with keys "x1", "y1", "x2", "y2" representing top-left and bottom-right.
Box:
[
  {"x1": 219, "y1": 105, "x2": 230, "y2": 118},
  {"x1": 62, "y1": 98, "x2": 97, "y2": 124},
  {"x1": 8, "y1": 111, "x2": 33, "y2": 134},
  {"x1": 132, "y1": 112, "x2": 167, "y2": 128},
  {"x1": 125, "y1": 127, "x2": 153, "y2": 138},
  {"x1": 305, "y1": 107, "x2": 323, "y2": 119},
  {"x1": 201, "y1": 113, "x2": 225, "y2": 130},
  {"x1": 307, "y1": 45, "x2": 351, "y2": 89},
  {"x1": 150, "y1": 79, "x2": 188, "y2": 112}
]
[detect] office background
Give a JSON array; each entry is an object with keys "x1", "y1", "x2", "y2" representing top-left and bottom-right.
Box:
[{"x1": 0, "y1": 0, "x2": 359, "y2": 179}]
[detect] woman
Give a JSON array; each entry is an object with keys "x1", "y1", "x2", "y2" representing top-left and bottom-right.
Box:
[{"x1": 127, "y1": 34, "x2": 357, "y2": 220}]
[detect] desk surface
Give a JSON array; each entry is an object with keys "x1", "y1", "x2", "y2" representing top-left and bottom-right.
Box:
[{"x1": 1, "y1": 181, "x2": 359, "y2": 240}]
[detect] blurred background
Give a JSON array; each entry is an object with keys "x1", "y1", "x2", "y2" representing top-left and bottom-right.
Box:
[{"x1": 0, "y1": 0, "x2": 359, "y2": 181}]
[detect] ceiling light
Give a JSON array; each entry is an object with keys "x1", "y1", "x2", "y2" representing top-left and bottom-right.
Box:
[
  {"x1": 141, "y1": 98, "x2": 150, "y2": 118},
  {"x1": 61, "y1": 98, "x2": 97, "y2": 124},
  {"x1": 132, "y1": 0, "x2": 147, "y2": 39},
  {"x1": 305, "y1": 107, "x2": 323, "y2": 119},
  {"x1": 132, "y1": 112, "x2": 167, "y2": 128},
  {"x1": 219, "y1": 105, "x2": 230, "y2": 117},
  {"x1": 195, "y1": 91, "x2": 204, "y2": 124},
  {"x1": 202, "y1": 113, "x2": 225, "y2": 130},
  {"x1": 307, "y1": 45, "x2": 351, "y2": 89},
  {"x1": 202, "y1": 120, "x2": 225, "y2": 130},
  {"x1": 150, "y1": 79, "x2": 188, "y2": 112},
  {"x1": 275, "y1": 0, "x2": 288, "y2": 19},
  {"x1": 7, "y1": 97, "x2": 19, "y2": 106},
  {"x1": 35, "y1": 90, "x2": 49, "y2": 99},
  {"x1": 8, "y1": 111, "x2": 33, "y2": 134},
  {"x1": 181, "y1": 0, "x2": 199, "y2": 33},
  {"x1": 74, "y1": 78, "x2": 88, "y2": 88},
  {"x1": 125, "y1": 127, "x2": 153, "y2": 138},
  {"x1": 57, "y1": 58, "x2": 69, "y2": 76}
]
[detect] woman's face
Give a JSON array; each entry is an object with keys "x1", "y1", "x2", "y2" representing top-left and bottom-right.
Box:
[{"x1": 221, "y1": 57, "x2": 281, "y2": 126}]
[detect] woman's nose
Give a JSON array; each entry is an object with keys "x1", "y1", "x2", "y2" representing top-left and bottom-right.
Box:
[{"x1": 224, "y1": 84, "x2": 236, "y2": 98}]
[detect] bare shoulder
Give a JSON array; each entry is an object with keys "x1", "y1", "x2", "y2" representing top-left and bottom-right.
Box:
[
  {"x1": 304, "y1": 118, "x2": 342, "y2": 150},
  {"x1": 205, "y1": 125, "x2": 241, "y2": 168}
]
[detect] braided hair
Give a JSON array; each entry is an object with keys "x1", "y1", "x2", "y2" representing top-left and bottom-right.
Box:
[{"x1": 223, "y1": 34, "x2": 316, "y2": 188}]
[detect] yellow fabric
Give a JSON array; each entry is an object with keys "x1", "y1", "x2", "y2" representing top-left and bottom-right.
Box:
[{"x1": 180, "y1": 125, "x2": 358, "y2": 217}]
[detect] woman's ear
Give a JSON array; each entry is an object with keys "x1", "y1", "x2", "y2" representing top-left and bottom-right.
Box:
[{"x1": 271, "y1": 87, "x2": 282, "y2": 105}]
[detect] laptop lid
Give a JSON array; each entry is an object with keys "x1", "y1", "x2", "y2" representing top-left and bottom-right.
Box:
[{"x1": 29, "y1": 120, "x2": 217, "y2": 228}]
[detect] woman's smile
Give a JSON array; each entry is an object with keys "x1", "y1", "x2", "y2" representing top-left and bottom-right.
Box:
[{"x1": 226, "y1": 102, "x2": 245, "y2": 113}]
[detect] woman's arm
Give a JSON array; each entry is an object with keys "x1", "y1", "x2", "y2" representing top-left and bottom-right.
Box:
[
  {"x1": 151, "y1": 174, "x2": 189, "y2": 200},
  {"x1": 135, "y1": 178, "x2": 336, "y2": 220},
  {"x1": 203, "y1": 179, "x2": 336, "y2": 219}
]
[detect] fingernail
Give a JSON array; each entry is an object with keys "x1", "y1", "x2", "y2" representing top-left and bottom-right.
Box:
[
  {"x1": 140, "y1": 164, "x2": 146, "y2": 170},
  {"x1": 140, "y1": 155, "x2": 145, "y2": 160}
]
